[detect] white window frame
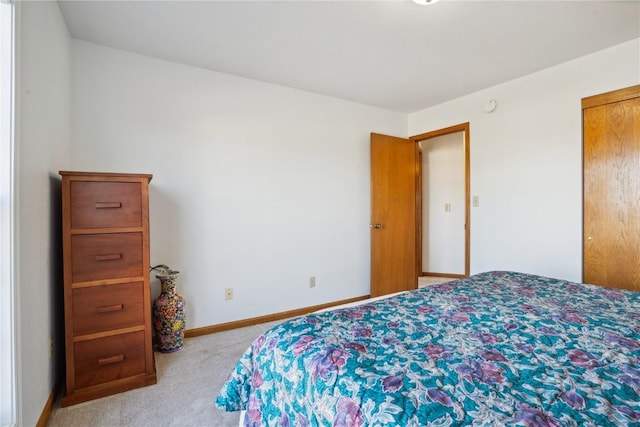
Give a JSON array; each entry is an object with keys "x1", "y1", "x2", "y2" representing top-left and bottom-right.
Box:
[{"x1": 0, "y1": 0, "x2": 16, "y2": 426}]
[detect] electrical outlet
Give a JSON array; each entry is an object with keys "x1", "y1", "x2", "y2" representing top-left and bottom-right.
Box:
[
  {"x1": 49, "y1": 335, "x2": 54, "y2": 357},
  {"x1": 309, "y1": 276, "x2": 316, "y2": 288},
  {"x1": 444, "y1": 203, "x2": 451, "y2": 212},
  {"x1": 224, "y1": 288, "x2": 233, "y2": 300},
  {"x1": 473, "y1": 196, "x2": 480, "y2": 207}
]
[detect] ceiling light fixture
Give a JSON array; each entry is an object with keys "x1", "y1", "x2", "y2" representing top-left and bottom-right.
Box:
[{"x1": 412, "y1": 0, "x2": 441, "y2": 4}]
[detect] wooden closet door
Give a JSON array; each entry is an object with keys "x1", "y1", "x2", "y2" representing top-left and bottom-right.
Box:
[{"x1": 583, "y1": 86, "x2": 640, "y2": 291}]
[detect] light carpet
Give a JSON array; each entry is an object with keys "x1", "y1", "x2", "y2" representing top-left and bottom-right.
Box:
[
  {"x1": 418, "y1": 276, "x2": 455, "y2": 287},
  {"x1": 48, "y1": 280, "x2": 456, "y2": 426},
  {"x1": 47, "y1": 320, "x2": 282, "y2": 427}
]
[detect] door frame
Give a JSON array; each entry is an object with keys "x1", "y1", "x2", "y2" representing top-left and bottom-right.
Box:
[{"x1": 410, "y1": 122, "x2": 470, "y2": 277}]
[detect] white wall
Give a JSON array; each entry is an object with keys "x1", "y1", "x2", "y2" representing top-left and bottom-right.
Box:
[
  {"x1": 70, "y1": 40, "x2": 407, "y2": 328},
  {"x1": 15, "y1": 1, "x2": 71, "y2": 425},
  {"x1": 410, "y1": 38, "x2": 640, "y2": 283},
  {"x1": 421, "y1": 132, "x2": 465, "y2": 274}
]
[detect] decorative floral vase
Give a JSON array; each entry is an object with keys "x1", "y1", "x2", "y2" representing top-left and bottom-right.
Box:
[{"x1": 153, "y1": 270, "x2": 186, "y2": 353}]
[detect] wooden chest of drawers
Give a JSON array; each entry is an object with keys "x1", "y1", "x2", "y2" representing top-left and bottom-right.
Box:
[{"x1": 60, "y1": 171, "x2": 156, "y2": 406}]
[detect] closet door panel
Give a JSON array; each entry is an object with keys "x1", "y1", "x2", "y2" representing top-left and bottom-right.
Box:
[{"x1": 583, "y1": 90, "x2": 640, "y2": 291}]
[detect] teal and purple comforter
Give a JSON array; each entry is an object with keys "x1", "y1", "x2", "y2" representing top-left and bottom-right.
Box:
[{"x1": 216, "y1": 271, "x2": 640, "y2": 426}]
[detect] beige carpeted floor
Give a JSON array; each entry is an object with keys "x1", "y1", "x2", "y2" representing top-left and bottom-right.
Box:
[
  {"x1": 47, "y1": 278, "x2": 456, "y2": 426},
  {"x1": 47, "y1": 320, "x2": 282, "y2": 427},
  {"x1": 418, "y1": 276, "x2": 455, "y2": 287}
]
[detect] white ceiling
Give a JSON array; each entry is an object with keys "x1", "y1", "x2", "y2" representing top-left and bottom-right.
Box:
[{"x1": 57, "y1": 0, "x2": 640, "y2": 113}]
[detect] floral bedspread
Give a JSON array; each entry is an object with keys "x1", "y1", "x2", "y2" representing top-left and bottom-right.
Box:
[{"x1": 216, "y1": 271, "x2": 640, "y2": 426}]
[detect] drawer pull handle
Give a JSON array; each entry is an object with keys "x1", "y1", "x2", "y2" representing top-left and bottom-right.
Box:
[
  {"x1": 96, "y1": 304, "x2": 124, "y2": 314},
  {"x1": 95, "y1": 254, "x2": 122, "y2": 262},
  {"x1": 98, "y1": 354, "x2": 125, "y2": 366},
  {"x1": 95, "y1": 202, "x2": 122, "y2": 209}
]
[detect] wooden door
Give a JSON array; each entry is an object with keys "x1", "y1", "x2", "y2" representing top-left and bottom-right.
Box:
[
  {"x1": 370, "y1": 133, "x2": 418, "y2": 297},
  {"x1": 583, "y1": 85, "x2": 640, "y2": 291}
]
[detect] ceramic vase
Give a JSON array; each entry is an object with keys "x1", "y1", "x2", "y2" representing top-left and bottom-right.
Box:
[{"x1": 153, "y1": 270, "x2": 185, "y2": 352}]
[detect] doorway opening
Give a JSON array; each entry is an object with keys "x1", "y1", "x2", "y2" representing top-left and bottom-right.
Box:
[{"x1": 411, "y1": 123, "x2": 470, "y2": 280}]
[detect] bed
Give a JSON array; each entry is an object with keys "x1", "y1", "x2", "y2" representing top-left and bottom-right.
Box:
[{"x1": 216, "y1": 271, "x2": 640, "y2": 426}]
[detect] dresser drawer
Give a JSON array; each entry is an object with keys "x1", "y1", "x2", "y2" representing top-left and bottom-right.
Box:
[
  {"x1": 71, "y1": 233, "x2": 143, "y2": 283},
  {"x1": 74, "y1": 331, "x2": 146, "y2": 389},
  {"x1": 70, "y1": 181, "x2": 143, "y2": 229},
  {"x1": 73, "y1": 282, "x2": 144, "y2": 336}
]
